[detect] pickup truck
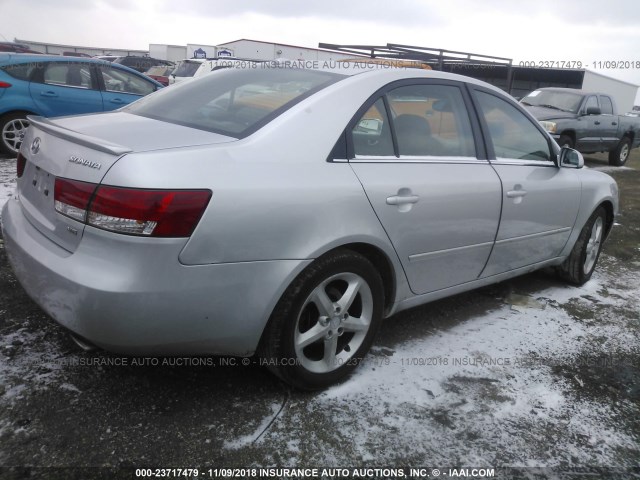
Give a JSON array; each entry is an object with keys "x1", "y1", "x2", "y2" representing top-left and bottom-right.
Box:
[{"x1": 521, "y1": 87, "x2": 640, "y2": 166}]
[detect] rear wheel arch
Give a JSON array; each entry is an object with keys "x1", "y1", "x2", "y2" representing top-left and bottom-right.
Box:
[
  {"x1": 258, "y1": 247, "x2": 386, "y2": 389},
  {"x1": 608, "y1": 135, "x2": 632, "y2": 166},
  {"x1": 338, "y1": 242, "x2": 397, "y2": 315},
  {"x1": 259, "y1": 241, "x2": 398, "y2": 342}
]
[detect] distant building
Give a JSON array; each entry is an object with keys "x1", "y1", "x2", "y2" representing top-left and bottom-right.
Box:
[
  {"x1": 15, "y1": 37, "x2": 638, "y2": 111},
  {"x1": 15, "y1": 38, "x2": 147, "y2": 57}
]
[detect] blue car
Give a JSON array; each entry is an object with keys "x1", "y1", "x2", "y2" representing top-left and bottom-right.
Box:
[{"x1": 0, "y1": 53, "x2": 163, "y2": 154}]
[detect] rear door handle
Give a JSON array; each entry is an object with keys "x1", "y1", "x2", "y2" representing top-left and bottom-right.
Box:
[
  {"x1": 506, "y1": 190, "x2": 527, "y2": 198},
  {"x1": 612, "y1": 122, "x2": 617, "y2": 126},
  {"x1": 40, "y1": 91, "x2": 58, "y2": 97},
  {"x1": 594, "y1": 121, "x2": 601, "y2": 125},
  {"x1": 386, "y1": 195, "x2": 419, "y2": 205},
  {"x1": 110, "y1": 98, "x2": 125, "y2": 104}
]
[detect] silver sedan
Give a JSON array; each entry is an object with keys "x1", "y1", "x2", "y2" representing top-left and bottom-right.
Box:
[{"x1": 1, "y1": 67, "x2": 618, "y2": 389}]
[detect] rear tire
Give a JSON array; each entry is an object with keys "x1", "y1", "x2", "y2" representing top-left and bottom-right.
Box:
[
  {"x1": 260, "y1": 249, "x2": 384, "y2": 391},
  {"x1": 557, "y1": 207, "x2": 607, "y2": 286},
  {"x1": 0, "y1": 112, "x2": 30, "y2": 156},
  {"x1": 608, "y1": 136, "x2": 631, "y2": 166}
]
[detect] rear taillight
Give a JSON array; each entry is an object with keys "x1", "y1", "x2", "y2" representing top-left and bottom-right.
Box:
[
  {"x1": 54, "y1": 178, "x2": 211, "y2": 238},
  {"x1": 16, "y1": 152, "x2": 26, "y2": 178},
  {"x1": 54, "y1": 178, "x2": 97, "y2": 222},
  {"x1": 0, "y1": 81, "x2": 11, "y2": 88}
]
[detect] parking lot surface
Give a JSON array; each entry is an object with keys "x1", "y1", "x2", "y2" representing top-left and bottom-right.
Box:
[{"x1": 0, "y1": 151, "x2": 638, "y2": 477}]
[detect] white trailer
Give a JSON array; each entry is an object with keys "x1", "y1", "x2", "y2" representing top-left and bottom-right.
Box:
[
  {"x1": 149, "y1": 44, "x2": 188, "y2": 63},
  {"x1": 582, "y1": 70, "x2": 638, "y2": 113}
]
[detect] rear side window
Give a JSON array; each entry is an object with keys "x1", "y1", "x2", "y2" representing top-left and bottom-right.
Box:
[
  {"x1": 1, "y1": 63, "x2": 34, "y2": 81},
  {"x1": 600, "y1": 96, "x2": 613, "y2": 115},
  {"x1": 126, "y1": 68, "x2": 345, "y2": 138},
  {"x1": 387, "y1": 84, "x2": 476, "y2": 157},
  {"x1": 353, "y1": 98, "x2": 394, "y2": 156},
  {"x1": 44, "y1": 63, "x2": 92, "y2": 89},
  {"x1": 476, "y1": 90, "x2": 551, "y2": 162}
]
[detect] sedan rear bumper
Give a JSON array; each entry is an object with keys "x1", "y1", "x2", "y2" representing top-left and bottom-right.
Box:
[{"x1": 1, "y1": 197, "x2": 310, "y2": 356}]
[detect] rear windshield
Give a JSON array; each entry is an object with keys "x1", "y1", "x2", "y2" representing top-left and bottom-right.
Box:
[
  {"x1": 146, "y1": 66, "x2": 172, "y2": 76},
  {"x1": 172, "y1": 60, "x2": 203, "y2": 77},
  {"x1": 126, "y1": 68, "x2": 345, "y2": 138}
]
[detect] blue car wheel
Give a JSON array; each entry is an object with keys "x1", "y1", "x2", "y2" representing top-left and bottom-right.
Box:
[{"x1": 0, "y1": 112, "x2": 29, "y2": 155}]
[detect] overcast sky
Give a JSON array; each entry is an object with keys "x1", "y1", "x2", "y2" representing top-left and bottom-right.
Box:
[{"x1": 1, "y1": 0, "x2": 639, "y2": 91}]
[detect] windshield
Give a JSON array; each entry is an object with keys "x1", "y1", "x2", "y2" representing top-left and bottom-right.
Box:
[
  {"x1": 520, "y1": 90, "x2": 583, "y2": 113},
  {"x1": 126, "y1": 68, "x2": 345, "y2": 138},
  {"x1": 171, "y1": 60, "x2": 203, "y2": 78}
]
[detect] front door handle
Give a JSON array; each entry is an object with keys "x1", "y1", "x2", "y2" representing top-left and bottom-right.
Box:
[
  {"x1": 110, "y1": 98, "x2": 125, "y2": 104},
  {"x1": 40, "y1": 91, "x2": 58, "y2": 97},
  {"x1": 386, "y1": 195, "x2": 419, "y2": 205},
  {"x1": 612, "y1": 121, "x2": 617, "y2": 126},
  {"x1": 594, "y1": 120, "x2": 601, "y2": 125}
]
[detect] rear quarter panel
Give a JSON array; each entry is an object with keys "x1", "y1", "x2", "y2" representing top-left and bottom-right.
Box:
[{"x1": 100, "y1": 71, "x2": 433, "y2": 304}]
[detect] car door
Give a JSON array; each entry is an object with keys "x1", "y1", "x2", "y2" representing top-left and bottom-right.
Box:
[
  {"x1": 575, "y1": 95, "x2": 603, "y2": 151},
  {"x1": 29, "y1": 61, "x2": 103, "y2": 116},
  {"x1": 346, "y1": 81, "x2": 502, "y2": 295},
  {"x1": 598, "y1": 95, "x2": 619, "y2": 150},
  {"x1": 97, "y1": 64, "x2": 156, "y2": 110},
  {"x1": 470, "y1": 88, "x2": 581, "y2": 276}
]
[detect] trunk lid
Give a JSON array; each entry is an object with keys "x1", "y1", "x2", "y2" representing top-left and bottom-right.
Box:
[{"x1": 18, "y1": 113, "x2": 235, "y2": 253}]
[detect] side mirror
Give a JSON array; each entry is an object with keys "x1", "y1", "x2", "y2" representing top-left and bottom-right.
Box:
[
  {"x1": 586, "y1": 106, "x2": 601, "y2": 115},
  {"x1": 559, "y1": 147, "x2": 584, "y2": 169}
]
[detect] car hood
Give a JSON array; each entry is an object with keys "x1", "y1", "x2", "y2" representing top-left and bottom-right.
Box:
[
  {"x1": 524, "y1": 105, "x2": 577, "y2": 121},
  {"x1": 49, "y1": 111, "x2": 236, "y2": 153}
]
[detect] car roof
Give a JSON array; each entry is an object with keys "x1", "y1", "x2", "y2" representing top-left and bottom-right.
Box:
[{"x1": 0, "y1": 52, "x2": 108, "y2": 63}]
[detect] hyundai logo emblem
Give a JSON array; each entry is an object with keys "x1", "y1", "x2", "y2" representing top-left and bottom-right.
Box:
[{"x1": 31, "y1": 137, "x2": 41, "y2": 155}]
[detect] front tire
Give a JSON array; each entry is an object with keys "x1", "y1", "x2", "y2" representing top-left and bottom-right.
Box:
[
  {"x1": 557, "y1": 207, "x2": 607, "y2": 286},
  {"x1": 558, "y1": 135, "x2": 574, "y2": 149},
  {"x1": 260, "y1": 249, "x2": 384, "y2": 390},
  {"x1": 608, "y1": 136, "x2": 631, "y2": 167},
  {"x1": 0, "y1": 113, "x2": 30, "y2": 156}
]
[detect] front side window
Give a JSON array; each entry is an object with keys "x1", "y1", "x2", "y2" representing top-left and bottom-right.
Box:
[
  {"x1": 387, "y1": 84, "x2": 476, "y2": 157},
  {"x1": 44, "y1": 62, "x2": 92, "y2": 89},
  {"x1": 352, "y1": 98, "x2": 394, "y2": 156},
  {"x1": 100, "y1": 66, "x2": 155, "y2": 95},
  {"x1": 476, "y1": 90, "x2": 551, "y2": 162},
  {"x1": 583, "y1": 96, "x2": 598, "y2": 113},
  {"x1": 126, "y1": 68, "x2": 345, "y2": 138}
]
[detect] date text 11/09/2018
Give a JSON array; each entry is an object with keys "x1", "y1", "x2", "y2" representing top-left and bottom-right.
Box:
[{"x1": 518, "y1": 60, "x2": 640, "y2": 69}]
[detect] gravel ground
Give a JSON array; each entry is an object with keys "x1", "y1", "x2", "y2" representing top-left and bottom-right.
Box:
[{"x1": 0, "y1": 151, "x2": 638, "y2": 480}]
